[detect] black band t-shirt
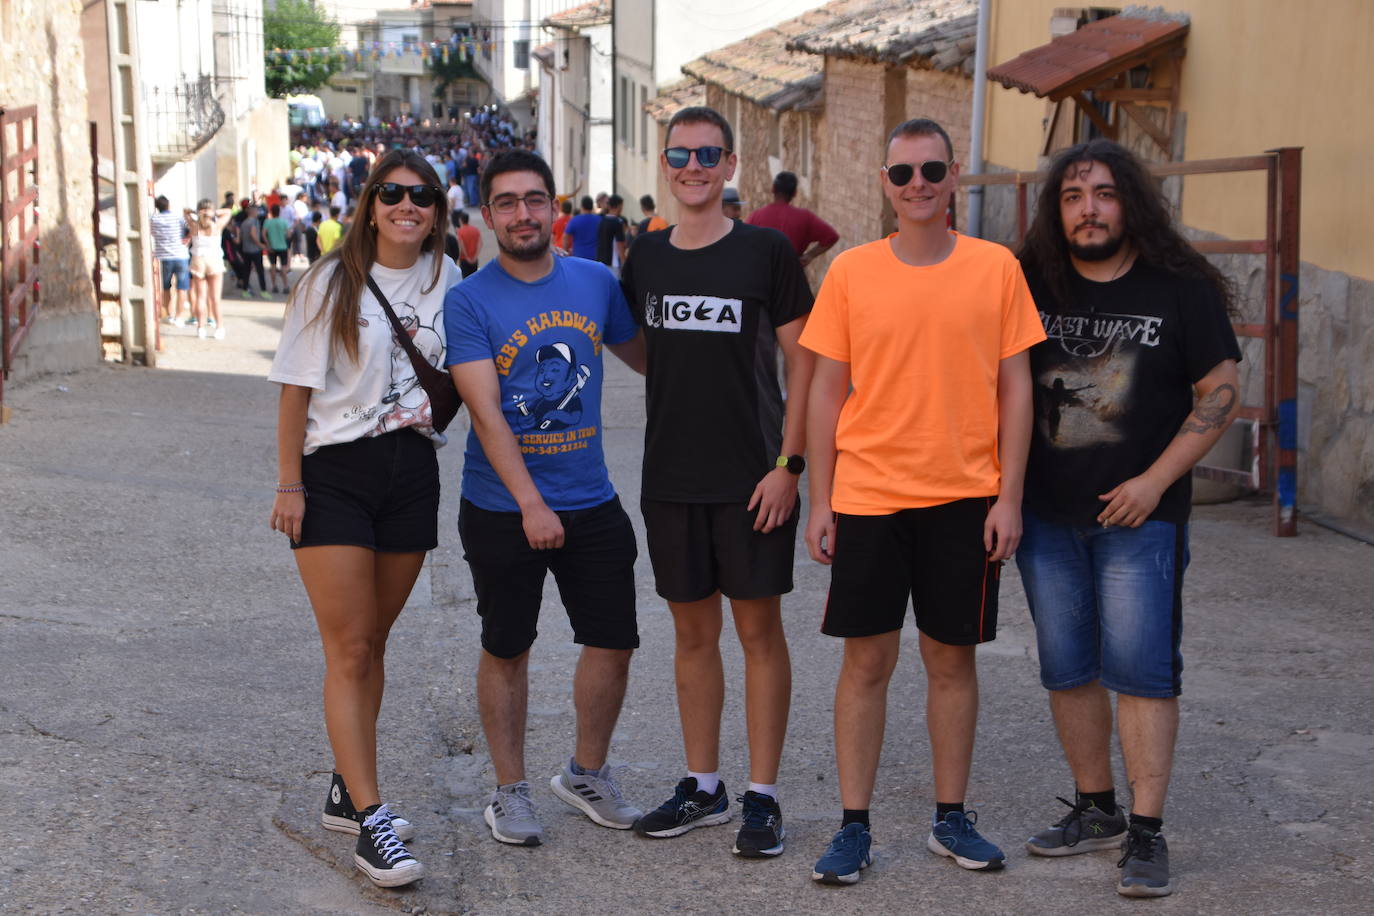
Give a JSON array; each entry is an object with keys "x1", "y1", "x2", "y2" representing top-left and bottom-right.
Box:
[
  {"x1": 621, "y1": 221, "x2": 812, "y2": 502},
  {"x1": 1022, "y1": 260, "x2": 1242, "y2": 526}
]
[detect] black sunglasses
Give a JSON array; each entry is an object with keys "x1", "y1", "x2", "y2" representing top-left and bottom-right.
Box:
[
  {"x1": 663, "y1": 146, "x2": 730, "y2": 169},
  {"x1": 374, "y1": 182, "x2": 440, "y2": 208},
  {"x1": 883, "y1": 160, "x2": 953, "y2": 187}
]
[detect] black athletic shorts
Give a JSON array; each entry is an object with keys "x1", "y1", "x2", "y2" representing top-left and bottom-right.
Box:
[
  {"x1": 267, "y1": 248, "x2": 290, "y2": 267},
  {"x1": 294, "y1": 428, "x2": 440, "y2": 552},
  {"x1": 640, "y1": 499, "x2": 798, "y2": 603},
  {"x1": 821, "y1": 497, "x2": 1001, "y2": 645},
  {"x1": 458, "y1": 496, "x2": 639, "y2": 659}
]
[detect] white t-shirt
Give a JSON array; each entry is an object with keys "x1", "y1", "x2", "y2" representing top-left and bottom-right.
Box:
[
  {"x1": 269, "y1": 252, "x2": 463, "y2": 454},
  {"x1": 331, "y1": 190, "x2": 347, "y2": 211},
  {"x1": 447, "y1": 184, "x2": 466, "y2": 212}
]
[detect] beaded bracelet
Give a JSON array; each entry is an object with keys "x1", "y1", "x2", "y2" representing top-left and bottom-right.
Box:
[{"x1": 276, "y1": 482, "x2": 306, "y2": 494}]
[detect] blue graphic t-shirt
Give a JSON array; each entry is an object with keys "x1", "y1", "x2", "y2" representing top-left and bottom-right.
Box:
[{"x1": 444, "y1": 256, "x2": 639, "y2": 512}]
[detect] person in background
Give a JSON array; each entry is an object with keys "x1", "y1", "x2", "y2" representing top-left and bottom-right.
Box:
[
  {"x1": 456, "y1": 208, "x2": 482, "y2": 278},
  {"x1": 188, "y1": 198, "x2": 233, "y2": 339},
  {"x1": 747, "y1": 171, "x2": 839, "y2": 271},
  {"x1": 636, "y1": 195, "x2": 668, "y2": 236},
  {"x1": 151, "y1": 195, "x2": 193, "y2": 326},
  {"x1": 263, "y1": 204, "x2": 292, "y2": 295},
  {"x1": 304, "y1": 211, "x2": 322, "y2": 265},
  {"x1": 552, "y1": 198, "x2": 573, "y2": 251},
  {"x1": 562, "y1": 196, "x2": 600, "y2": 260},
  {"x1": 318, "y1": 206, "x2": 344, "y2": 256},
  {"x1": 721, "y1": 187, "x2": 745, "y2": 221}
]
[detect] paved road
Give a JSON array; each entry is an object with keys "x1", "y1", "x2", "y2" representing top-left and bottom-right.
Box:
[{"x1": 1, "y1": 267, "x2": 1372, "y2": 914}]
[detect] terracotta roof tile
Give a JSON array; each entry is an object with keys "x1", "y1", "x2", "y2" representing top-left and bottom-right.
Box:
[
  {"x1": 988, "y1": 9, "x2": 1189, "y2": 100},
  {"x1": 645, "y1": 79, "x2": 707, "y2": 125},
  {"x1": 545, "y1": 0, "x2": 611, "y2": 30},
  {"x1": 786, "y1": 0, "x2": 978, "y2": 74}
]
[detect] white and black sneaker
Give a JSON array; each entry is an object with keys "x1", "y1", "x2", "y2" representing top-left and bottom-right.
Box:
[
  {"x1": 354, "y1": 803, "x2": 424, "y2": 888},
  {"x1": 322, "y1": 771, "x2": 415, "y2": 841},
  {"x1": 632, "y1": 777, "x2": 731, "y2": 838}
]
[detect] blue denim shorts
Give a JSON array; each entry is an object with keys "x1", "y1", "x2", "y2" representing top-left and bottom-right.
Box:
[
  {"x1": 1016, "y1": 508, "x2": 1188, "y2": 698},
  {"x1": 159, "y1": 257, "x2": 190, "y2": 291}
]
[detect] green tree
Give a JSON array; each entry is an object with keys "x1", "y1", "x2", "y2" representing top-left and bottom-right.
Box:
[{"x1": 263, "y1": 0, "x2": 344, "y2": 98}]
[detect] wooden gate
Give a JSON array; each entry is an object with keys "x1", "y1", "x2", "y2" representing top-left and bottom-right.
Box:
[{"x1": 0, "y1": 105, "x2": 40, "y2": 418}]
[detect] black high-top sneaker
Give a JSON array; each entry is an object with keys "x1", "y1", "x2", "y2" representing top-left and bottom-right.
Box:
[
  {"x1": 354, "y1": 804, "x2": 424, "y2": 888},
  {"x1": 322, "y1": 771, "x2": 415, "y2": 841}
]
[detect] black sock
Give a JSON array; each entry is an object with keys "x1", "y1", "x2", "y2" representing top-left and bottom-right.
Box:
[
  {"x1": 841, "y1": 809, "x2": 870, "y2": 829},
  {"x1": 935, "y1": 801, "x2": 965, "y2": 820},
  {"x1": 1129, "y1": 813, "x2": 1163, "y2": 833},
  {"x1": 1078, "y1": 788, "x2": 1117, "y2": 813}
]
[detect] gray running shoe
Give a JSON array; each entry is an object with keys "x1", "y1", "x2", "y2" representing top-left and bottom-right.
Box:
[
  {"x1": 1117, "y1": 825, "x2": 1172, "y2": 897},
  {"x1": 1026, "y1": 796, "x2": 1127, "y2": 856},
  {"x1": 485, "y1": 781, "x2": 545, "y2": 846},
  {"x1": 550, "y1": 760, "x2": 642, "y2": 829}
]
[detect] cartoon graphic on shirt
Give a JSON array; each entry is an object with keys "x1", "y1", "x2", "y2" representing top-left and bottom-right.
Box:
[
  {"x1": 512, "y1": 341, "x2": 590, "y2": 432},
  {"x1": 644, "y1": 294, "x2": 662, "y2": 329},
  {"x1": 372, "y1": 300, "x2": 442, "y2": 435}
]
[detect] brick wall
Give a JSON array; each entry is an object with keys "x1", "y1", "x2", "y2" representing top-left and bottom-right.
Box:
[{"x1": 0, "y1": 0, "x2": 99, "y2": 381}]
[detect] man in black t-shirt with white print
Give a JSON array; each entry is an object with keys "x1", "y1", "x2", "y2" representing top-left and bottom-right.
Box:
[
  {"x1": 1016, "y1": 139, "x2": 1242, "y2": 899},
  {"x1": 620, "y1": 106, "x2": 814, "y2": 859}
]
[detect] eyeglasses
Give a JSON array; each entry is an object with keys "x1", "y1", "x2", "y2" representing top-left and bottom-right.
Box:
[
  {"x1": 373, "y1": 183, "x2": 440, "y2": 207},
  {"x1": 487, "y1": 192, "x2": 553, "y2": 214},
  {"x1": 663, "y1": 146, "x2": 730, "y2": 169},
  {"x1": 883, "y1": 160, "x2": 953, "y2": 187}
]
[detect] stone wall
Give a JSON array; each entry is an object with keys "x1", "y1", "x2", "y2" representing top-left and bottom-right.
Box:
[{"x1": 0, "y1": 0, "x2": 100, "y2": 384}]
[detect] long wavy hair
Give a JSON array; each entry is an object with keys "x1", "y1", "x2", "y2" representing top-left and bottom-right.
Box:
[
  {"x1": 1018, "y1": 139, "x2": 1235, "y2": 314},
  {"x1": 289, "y1": 149, "x2": 447, "y2": 362}
]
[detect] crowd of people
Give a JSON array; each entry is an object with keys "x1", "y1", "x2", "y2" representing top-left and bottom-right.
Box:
[
  {"x1": 260, "y1": 104, "x2": 1239, "y2": 903},
  {"x1": 150, "y1": 105, "x2": 532, "y2": 334}
]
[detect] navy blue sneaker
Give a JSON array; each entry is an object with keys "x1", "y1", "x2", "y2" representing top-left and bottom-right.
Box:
[
  {"x1": 632, "y1": 777, "x2": 731, "y2": 838},
  {"x1": 733, "y1": 791, "x2": 785, "y2": 857},
  {"x1": 927, "y1": 810, "x2": 1005, "y2": 870},
  {"x1": 811, "y1": 822, "x2": 873, "y2": 885}
]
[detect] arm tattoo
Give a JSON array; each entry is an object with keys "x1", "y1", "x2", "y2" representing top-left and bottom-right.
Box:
[{"x1": 1181, "y1": 383, "x2": 1237, "y2": 434}]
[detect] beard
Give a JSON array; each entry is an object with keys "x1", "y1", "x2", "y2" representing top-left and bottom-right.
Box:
[
  {"x1": 497, "y1": 223, "x2": 551, "y2": 261},
  {"x1": 1067, "y1": 225, "x2": 1126, "y2": 262}
]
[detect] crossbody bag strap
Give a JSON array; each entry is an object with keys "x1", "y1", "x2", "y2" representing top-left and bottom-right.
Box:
[{"x1": 365, "y1": 274, "x2": 429, "y2": 367}]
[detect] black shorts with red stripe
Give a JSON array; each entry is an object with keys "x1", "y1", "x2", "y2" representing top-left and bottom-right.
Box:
[{"x1": 820, "y1": 497, "x2": 1001, "y2": 646}]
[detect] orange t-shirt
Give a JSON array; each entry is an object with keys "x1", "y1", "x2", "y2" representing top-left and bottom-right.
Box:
[
  {"x1": 799, "y1": 233, "x2": 1046, "y2": 514},
  {"x1": 457, "y1": 224, "x2": 481, "y2": 262},
  {"x1": 552, "y1": 212, "x2": 572, "y2": 249}
]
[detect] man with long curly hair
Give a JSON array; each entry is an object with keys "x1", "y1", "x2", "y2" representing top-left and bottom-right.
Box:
[{"x1": 1016, "y1": 139, "x2": 1242, "y2": 898}]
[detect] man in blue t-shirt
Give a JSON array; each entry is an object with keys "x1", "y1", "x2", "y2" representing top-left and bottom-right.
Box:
[
  {"x1": 445, "y1": 150, "x2": 647, "y2": 849},
  {"x1": 560, "y1": 195, "x2": 602, "y2": 261}
]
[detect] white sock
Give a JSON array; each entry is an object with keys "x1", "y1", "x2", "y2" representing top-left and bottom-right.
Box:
[
  {"x1": 687, "y1": 771, "x2": 720, "y2": 795},
  {"x1": 747, "y1": 782, "x2": 778, "y2": 800}
]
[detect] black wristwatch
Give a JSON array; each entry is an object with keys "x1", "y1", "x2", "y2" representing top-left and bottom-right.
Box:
[{"x1": 775, "y1": 454, "x2": 805, "y2": 475}]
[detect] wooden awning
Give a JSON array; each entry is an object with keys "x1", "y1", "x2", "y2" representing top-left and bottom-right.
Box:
[{"x1": 987, "y1": 13, "x2": 1189, "y2": 157}]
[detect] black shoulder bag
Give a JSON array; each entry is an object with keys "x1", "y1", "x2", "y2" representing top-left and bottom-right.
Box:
[{"x1": 365, "y1": 274, "x2": 462, "y2": 433}]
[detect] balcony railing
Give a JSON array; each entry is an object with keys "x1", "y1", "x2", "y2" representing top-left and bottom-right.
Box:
[{"x1": 145, "y1": 74, "x2": 226, "y2": 162}]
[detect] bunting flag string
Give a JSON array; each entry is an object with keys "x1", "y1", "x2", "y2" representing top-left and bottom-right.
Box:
[{"x1": 267, "y1": 34, "x2": 488, "y2": 66}]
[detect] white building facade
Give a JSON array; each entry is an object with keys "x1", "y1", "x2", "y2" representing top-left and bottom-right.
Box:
[
  {"x1": 612, "y1": 0, "x2": 826, "y2": 203},
  {"x1": 537, "y1": 3, "x2": 612, "y2": 200},
  {"x1": 473, "y1": 0, "x2": 588, "y2": 128}
]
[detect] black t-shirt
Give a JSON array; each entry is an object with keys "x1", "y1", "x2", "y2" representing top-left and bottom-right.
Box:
[
  {"x1": 304, "y1": 224, "x2": 320, "y2": 260},
  {"x1": 621, "y1": 221, "x2": 813, "y2": 502},
  {"x1": 1022, "y1": 260, "x2": 1242, "y2": 526},
  {"x1": 444, "y1": 232, "x2": 461, "y2": 263},
  {"x1": 596, "y1": 214, "x2": 627, "y2": 265}
]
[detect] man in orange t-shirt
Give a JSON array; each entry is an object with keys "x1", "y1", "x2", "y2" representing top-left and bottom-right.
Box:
[
  {"x1": 456, "y1": 209, "x2": 482, "y2": 277},
  {"x1": 800, "y1": 118, "x2": 1044, "y2": 886}
]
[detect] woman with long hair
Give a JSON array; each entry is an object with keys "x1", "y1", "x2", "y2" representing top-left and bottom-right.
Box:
[
  {"x1": 267, "y1": 150, "x2": 460, "y2": 889},
  {"x1": 188, "y1": 199, "x2": 233, "y2": 338}
]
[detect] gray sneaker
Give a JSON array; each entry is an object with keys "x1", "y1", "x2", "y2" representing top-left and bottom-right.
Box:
[
  {"x1": 550, "y1": 760, "x2": 642, "y2": 829},
  {"x1": 484, "y1": 781, "x2": 545, "y2": 846},
  {"x1": 1026, "y1": 796, "x2": 1127, "y2": 856},
  {"x1": 1117, "y1": 826, "x2": 1172, "y2": 897}
]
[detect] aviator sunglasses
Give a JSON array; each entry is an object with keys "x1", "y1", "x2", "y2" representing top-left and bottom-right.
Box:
[
  {"x1": 663, "y1": 146, "x2": 730, "y2": 169},
  {"x1": 373, "y1": 182, "x2": 441, "y2": 208},
  {"x1": 883, "y1": 160, "x2": 953, "y2": 186}
]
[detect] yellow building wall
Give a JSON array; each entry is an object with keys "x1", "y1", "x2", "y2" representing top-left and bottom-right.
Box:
[{"x1": 984, "y1": 0, "x2": 1374, "y2": 279}]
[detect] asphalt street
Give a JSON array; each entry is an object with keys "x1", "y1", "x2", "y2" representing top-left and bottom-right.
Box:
[{"x1": 1, "y1": 262, "x2": 1371, "y2": 915}]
